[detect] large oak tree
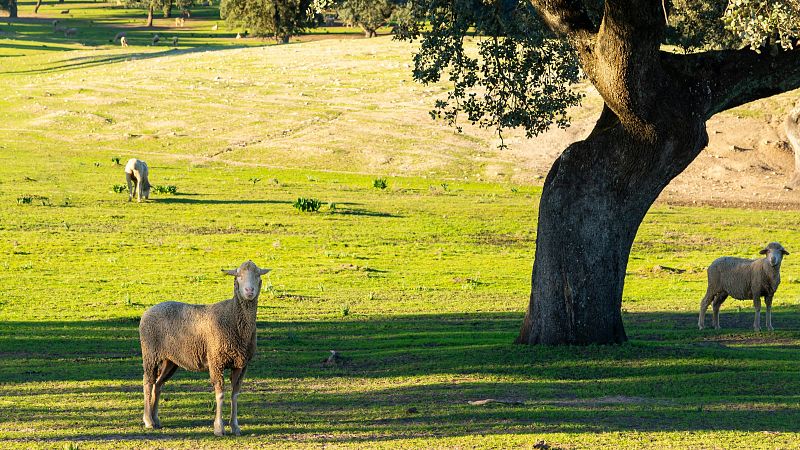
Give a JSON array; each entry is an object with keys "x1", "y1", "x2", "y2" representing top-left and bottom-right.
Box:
[{"x1": 400, "y1": 0, "x2": 800, "y2": 345}]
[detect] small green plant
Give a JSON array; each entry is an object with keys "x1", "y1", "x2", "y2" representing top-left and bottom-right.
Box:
[
  {"x1": 293, "y1": 197, "x2": 323, "y2": 212},
  {"x1": 367, "y1": 291, "x2": 376, "y2": 301},
  {"x1": 510, "y1": 186, "x2": 519, "y2": 193},
  {"x1": 440, "y1": 182, "x2": 449, "y2": 191},
  {"x1": 340, "y1": 303, "x2": 350, "y2": 316},
  {"x1": 249, "y1": 177, "x2": 261, "y2": 187},
  {"x1": 111, "y1": 184, "x2": 127, "y2": 193},
  {"x1": 270, "y1": 178, "x2": 280, "y2": 185},
  {"x1": 153, "y1": 185, "x2": 178, "y2": 195},
  {"x1": 111, "y1": 157, "x2": 121, "y2": 165},
  {"x1": 124, "y1": 293, "x2": 132, "y2": 307},
  {"x1": 62, "y1": 196, "x2": 72, "y2": 207},
  {"x1": 373, "y1": 178, "x2": 388, "y2": 189},
  {"x1": 17, "y1": 195, "x2": 49, "y2": 205},
  {"x1": 328, "y1": 202, "x2": 337, "y2": 213},
  {"x1": 94, "y1": 162, "x2": 101, "y2": 167}
]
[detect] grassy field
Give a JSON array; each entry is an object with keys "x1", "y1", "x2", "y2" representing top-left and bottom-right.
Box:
[{"x1": 3, "y1": 4, "x2": 800, "y2": 449}]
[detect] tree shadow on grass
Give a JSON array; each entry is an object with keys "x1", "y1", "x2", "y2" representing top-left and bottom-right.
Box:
[
  {"x1": 2, "y1": 309, "x2": 800, "y2": 442},
  {"x1": 0, "y1": 45, "x2": 248, "y2": 75},
  {"x1": 152, "y1": 197, "x2": 292, "y2": 205}
]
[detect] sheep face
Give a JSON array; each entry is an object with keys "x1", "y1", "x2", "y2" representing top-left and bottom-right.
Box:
[
  {"x1": 223, "y1": 260, "x2": 270, "y2": 301},
  {"x1": 760, "y1": 242, "x2": 789, "y2": 267}
]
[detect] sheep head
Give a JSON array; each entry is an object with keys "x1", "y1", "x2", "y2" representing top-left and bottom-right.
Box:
[
  {"x1": 759, "y1": 242, "x2": 789, "y2": 267},
  {"x1": 223, "y1": 260, "x2": 270, "y2": 301}
]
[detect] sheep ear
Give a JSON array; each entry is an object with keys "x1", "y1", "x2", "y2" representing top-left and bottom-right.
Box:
[
  {"x1": 759, "y1": 248, "x2": 769, "y2": 255},
  {"x1": 782, "y1": 249, "x2": 790, "y2": 256},
  {"x1": 258, "y1": 268, "x2": 271, "y2": 275},
  {"x1": 222, "y1": 268, "x2": 238, "y2": 276}
]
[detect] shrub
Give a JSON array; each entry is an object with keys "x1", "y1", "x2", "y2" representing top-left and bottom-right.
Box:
[
  {"x1": 293, "y1": 197, "x2": 322, "y2": 212},
  {"x1": 373, "y1": 178, "x2": 388, "y2": 189},
  {"x1": 17, "y1": 195, "x2": 50, "y2": 206},
  {"x1": 111, "y1": 157, "x2": 121, "y2": 165},
  {"x1": 153, "y1": 185, "x2": 178, "y2": 195},
  {"x1": 111, "y1": 184, "x2": 127, "y2": 193}
]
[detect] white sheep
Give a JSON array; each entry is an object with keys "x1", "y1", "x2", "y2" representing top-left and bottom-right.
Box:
[
  {"x1": 120, "y1": 36, "x2": 128, "y2": 47},
  {"x1": 152, "y1": 34, "x2": 160, "y2": 45},
  {"x1": 786, "y1": 100, "x2": 800, "y2": 187},
  {"x1": 124, "y1": 158, "x2": 150, "y2": 202},
  {"x1": 698, "y1": 242, "x2": 789, "y2": 331},
  {"x1": 139, "y1": 261, "x2": 271, "y2": 436}
]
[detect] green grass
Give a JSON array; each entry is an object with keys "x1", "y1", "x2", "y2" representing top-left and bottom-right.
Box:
[{"x1": 2, "y1": 6, "x2": 800, "y2": 448}]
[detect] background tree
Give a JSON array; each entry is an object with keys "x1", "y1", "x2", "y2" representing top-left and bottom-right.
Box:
[
  {"x1": 398, "y1": 0, "x2": 800, "y2": 345},
  {"x1": 335, "y1": 0, "x2": 397, "y2": 38},
  {"x1": 221, "y1": 0, "x2": 314, "y2": 43},
  {"x1": 0, "y1": 0, "x2": 18, "y2": 18}
]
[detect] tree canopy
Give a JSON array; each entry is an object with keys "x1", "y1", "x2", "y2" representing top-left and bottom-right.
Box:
[
  {"x1": 221, "y1": 0, "x2": 315, "y2": 43},
  {"x1": 334, "y1": 0, "x2": 398, "y2": 38},
  {"x1": 398, "y1": 0, "x2": 800, "y2": 142}
]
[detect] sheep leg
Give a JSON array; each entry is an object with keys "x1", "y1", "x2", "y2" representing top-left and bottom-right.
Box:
[
  {"x1": 151, "y1": 360, "x2": 178, "y2": 428},
  {"x1": 765, "y1": 295, "x2": 774, "y2": 331},
  {"x1": 698, "y1": 288, "x2": 714, "y2": 330},
  {"x1": 753, "y1": 294, "x2": 762, "y2": 332},
  {"x1": 136, "y1": 175, "x2": 143, "y2": 202},
  {"x1": 142, "y1": 361, "x2": 159, "y2": 429},
  {"x1": 711, "y1": 294, "x2": 727, "y2": 330},
  {"x1": 126, "y1": 172, "x2": 134, "y2": 202},
  {"x1": 229, "y1": 366, "x2": 246, "y2": 436},
  {"x1": 210, "y1": 367, "x2": 225, "y2": 436}
]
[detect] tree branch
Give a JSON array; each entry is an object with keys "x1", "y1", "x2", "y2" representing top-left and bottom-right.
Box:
[
  {"x1": 527, "y1": 0, "x2": 597, "y2": 37},
  {"x1": 674, "y1": 47, "x2": 800, "y2": 119}
]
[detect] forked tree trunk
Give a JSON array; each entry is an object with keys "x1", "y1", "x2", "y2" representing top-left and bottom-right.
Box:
[{"x1": 146, "y1": 4, "x2": 154, "y2": 27}]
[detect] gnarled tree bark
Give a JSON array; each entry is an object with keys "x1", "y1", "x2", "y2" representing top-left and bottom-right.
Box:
[{"x1": 517, "y1": 0, "x2": 800, "y2": 345}]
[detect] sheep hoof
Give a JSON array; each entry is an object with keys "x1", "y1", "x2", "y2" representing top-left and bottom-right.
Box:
[{"x1": 214, "y1": 421, "x2": 225, "y2": 436}]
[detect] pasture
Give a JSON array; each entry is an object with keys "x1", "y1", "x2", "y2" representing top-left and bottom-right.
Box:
[{"x1": 2, "y1": 2, "x2": 800, "y2": 448}]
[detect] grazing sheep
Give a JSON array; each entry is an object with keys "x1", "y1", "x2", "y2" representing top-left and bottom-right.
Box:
[
  {"x1": 786, "y1": 100, "x2": 800, "y2": 187},
  {"x1": 124, "y1": 158, "x2": 150, "y2": 202},
  {"x1": 120, "y1": 36, "x2": 128, "y2": 47},
  {"x1": 64, "y1": 27, "x2": 78, "y2": 37},
  {"x1": 174, "y1": 17, "x2": 184, "y2": 27},
  {"x1": 171, "y1": 36, "x2": 178, "y2": 47},
  {"x1": 139, "y1": 260, "x2": 271, "y2": 436},
  {"x1": 698, "y1": 242, "x2": 789, "y2": 331},
  {"x1": 152, "y1": 34, "x2": 160, "y2": 45}
]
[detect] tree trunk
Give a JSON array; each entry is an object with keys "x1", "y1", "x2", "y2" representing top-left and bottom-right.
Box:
[
  {"x1": 517, "y1": 103, "x2": 709, "y2": 344},
  {"x1": 277, "y1": 34, "x2": 289, "y2": 44},
  {"x1": 8, "y1": 0, "x2": 17, "y2": 18},
  {"x1": 362, "y1": 26, "x2": 376, "y2": 38},
  {"x1": 34, "y1": 0, "x2": 42, "y2": 14},
  {"x1": 146, "y1": 4, "x2": 154, "y2": 27}
]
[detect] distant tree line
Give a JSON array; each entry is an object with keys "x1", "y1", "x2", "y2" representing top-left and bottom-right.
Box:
[{"x1": 104, "y1": 0, "x2": 407, "y2": 42}]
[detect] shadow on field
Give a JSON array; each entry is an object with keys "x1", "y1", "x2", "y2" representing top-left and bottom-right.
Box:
[
  {"x1": 153, "y1": 197, "x2": 293, "y2": 205},
  {"x1": 2, "y1": 309, "x2": 800, "y2": 440},
  {"x1": 0, "y1": 45, "x2": 247, "y2": 75}
]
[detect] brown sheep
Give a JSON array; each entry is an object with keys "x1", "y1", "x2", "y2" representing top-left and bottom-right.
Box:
[{"x1": 139, "y1": 260, "x2": 271, "y2": 436}]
